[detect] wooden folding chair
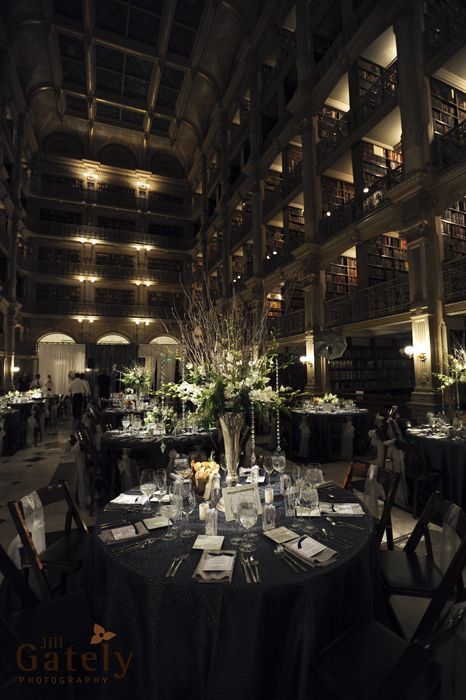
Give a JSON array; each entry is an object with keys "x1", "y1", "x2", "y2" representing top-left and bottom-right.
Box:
[
  {"x1": 76, "y1": 429, "x2": 103, "y2": 516},
  {"x1": 7, "y1": 482, "x2": 90, "y2": 600},
  {"x1": 379, "y1": 491, "x2": 466, "y2": 636},
  {"x1": 394, "y1": 439, "x2": 441, "y2": 517},
  {"x1": 343, "y1": 461, "x2": 400, "y2": 550}
]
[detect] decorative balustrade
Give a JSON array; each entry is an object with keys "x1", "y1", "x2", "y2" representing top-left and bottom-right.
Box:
[
  {"x1": 443, "y1": 256, "x2": 466, "y2": 303},
  {"x1": 431, "y1": 120, "x2": 466, "y2": 173},
  {"x1": 21, "y1": 259, "x2": 181, "y2": 283},
  {"x1": 318, "y1": 165, "x2": 403, "y2": 240},
  {"x1": 324, "y1": 276, "x2": 410, "y2": 327},
  {"x1": 317, "y1": 62, "x2": 398, "y2": 160},
  {"x1": 207, "y1": 163, "x2": 221, "y2": 192},
  {"x1": 262, "y1": 186, "x2": 283, "y2": 218},
  {"x1": 39, "y1": 180, "x2": 85, "y2": 201},
  {"x1": 312, "y1": 0, "x2": 381, "y2": 86},
  {"x1": 230, "y1": 116, "x2": 250, "y2": 154},
  {"x1": 288, "y1": 228, "x2": 305, "y2": 251},
  {"x1": 28, "y1": 220, "x2": 191, "y2": 250},
  {"x1": 24, "y1": 300, "x2": 178, "y2": 319},
  {"x1": 282, "y1": 161, "x2": 303, "y2": 198},
  {"x1": 268, "y1": 309, "x2": 305, "y2": 338},
  {"x1": 207, "y1": 249, "x2": 223, "y2": 270}
]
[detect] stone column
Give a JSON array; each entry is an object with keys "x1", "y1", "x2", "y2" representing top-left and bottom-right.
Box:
[
  {"x1": 394, "y1": 0, "x2": 433, "y2": 174},
  {"x1": 405, "y1": 219, "x2": 447, "y2": 418},
  {"x1": 252, "y1": 177, "x2": 265, "y2": 278},
  {"x1": 300, "y1": 117, "x2": 320, "y2": 244},
  {"x1": 303, "y1": 272, "x2": 327, "y2": 392}
]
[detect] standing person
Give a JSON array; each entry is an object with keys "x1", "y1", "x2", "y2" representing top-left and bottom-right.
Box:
[
  {"x1": 31, "y1": 374, "x2": 42, "y2": 389},
  {"x1": 97, "y1": 369, "x2": 111, "y2": 399},
  {"x1": 68, "y1": 373, "x2": 86, "y2": 426},
  {"x1": 45, "y1": 375, "x2": 53, "y2": 393},
  {"x1": 110, "y1": 364, "x2": 120, "y2": 394}
]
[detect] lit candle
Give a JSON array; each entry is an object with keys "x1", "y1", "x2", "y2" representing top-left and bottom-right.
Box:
[
  {"x1": 199, "y1": 502, "x2": 209, "y2": 521},
  {"x1": 265, "y1": 487, "x2": 274, "y2": 505}
]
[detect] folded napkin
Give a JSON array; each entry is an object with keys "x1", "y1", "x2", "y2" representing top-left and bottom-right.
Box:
[
  {"x1": 284, "y1": 536, "x2": 337, "y2": 565},
  {"x1": 193, "y1": 535, "x2": 224, "y2": 550},
  {"x1": 110, "y1": 493, "x2": 144, "y2": 505},
  {"x1": 239, "y1": 467, "x2": 252, "y2": 476},
  {"x1": 98, "y1": 521, "x2": 148, "y2": 545},
  {"x1": 193, "y1": 550, "x2": 236, "y2": 583},
  {"x1": 319, "y1": 503, "x2": 364, "y2": 516},
  {"x1": 246, "y1": 475, "x2": 266, "y2": 484}
]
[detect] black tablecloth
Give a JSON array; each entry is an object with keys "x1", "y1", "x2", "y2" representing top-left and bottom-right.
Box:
[
  {"x1": 0, "y1": 408, "x2": 22, "y2": 454},
  {"x1": 82, "y1": 482, "x2": 376, "y2": 700},
  {"x1": 406, "y1": 431, "x2": 466, "y2": 509},
  {"x1": 291, "y1": 410, "x2": 369, "y2": 462},
  {"x1": 102, "y1": 408, "x2": 148, "y2": 429}
]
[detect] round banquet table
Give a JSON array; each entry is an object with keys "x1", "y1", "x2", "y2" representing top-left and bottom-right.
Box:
[
  {"x1": 102, "y1": 407, "x2": 149, "y2": 429},
  {"x1": 291, "y1": 408, "x2": 369, "y2": 462},
  {"x1": 82, "y1": 481, "x2": 377, "y2": 700},
  {"x1": 406, "y1": 428, "x2": 466, "y2": 509}
]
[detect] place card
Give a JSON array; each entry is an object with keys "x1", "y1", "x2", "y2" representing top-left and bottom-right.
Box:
[
  {"x1": 332, "y1": 503, "x2": 364, "y2": 516},
  {"x1": 98, "y1": 521, "x2": 148, "y2": 544},
  {"x1": 193, "y1": 535, "x2": 224, "y2": 550},
  {"x1": 285, "y1": 536, "x2": 326, "y2": 560},
  {"x1": 246, "y1": 475, "x2": 266, "y2": 484},
  {"x1": 143, "y1": 516, "x2": 171, "y2": 530},
  {"x1": 295, "y1": 506, "x2": 321, "y2": 517},
  {"x1": 203, "y1": 553, "x2": 235, "y2": 571},
  {"x1": 263, "y1": 526, "x2": 299, "y2": 544},
  {"x1": 110, "y1": 493, "x2": 142, "y2": 505},
  {"x1": 222, "y1": 484, "x2": 262, "y2": 522}
]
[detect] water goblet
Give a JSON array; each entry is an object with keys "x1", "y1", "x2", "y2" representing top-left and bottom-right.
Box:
[
  {"x1": 299, "y1": 482, "x2": 318, "y2": 534},
  {"x1": 121, "y1": 415, "x2": 130, "y2": 432},
  {"x1": 160, "y1": 494, "x2": 182, "y2": 540},
  {"x1": 237, "y1": 501, "x2": 258, "y2": 552},
  {"x1": 263, "y1": 455, "x2": 274, "y2": 485},
  {"x1": 140, "y1": 469, "x2": 157, "y2": 512},
  {"x1": 180, "y1": 481, "x2": 196, "y2": 538}
]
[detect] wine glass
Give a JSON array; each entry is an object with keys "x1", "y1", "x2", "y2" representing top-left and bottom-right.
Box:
[
  {"x1": 132, "y1": 417, "x2": 142, "y2": 433},
  {"x1": 263, "y1": 455, "x2": 274, "y2": 485},
  {"x1": 180, "y1": 481, "x2": 196, "y2": 538},
  {"x1": 306, "y1": 462, "x2": 323, "y2": 485},
  {"x1": 299, "y1": 482, "x2": 318, "y2": 534},
  {"x1": 121, "y1": 415, "x2": 130, "y2": 432},
  {"x1": 219, "y1": 453, "x2": 227, "y2": 486},
  {"x1": 155, "y1": 468, "x2": 167, "y2": 500},
  {"x1": 140, "y1": 469, "x2": 157, "y2": 512},
  {"x1": 160, "y1": 494, "x2": 182, "y2": 540},
  {"x1": 237, "y1": 501, "x2": 258, "y2": 552}
]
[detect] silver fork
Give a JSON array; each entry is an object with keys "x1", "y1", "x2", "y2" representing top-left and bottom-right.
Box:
[
  {"x1": 113, "y1": 537, "x2": 159, "y2": 556},
  {"x1": 320, "y1": 528, "x2": 351, "y2": 549},
  {"x1": 249, "y1": 555, "x2": 260, "y2": 583},
  {"x1": 240, "y1": 552, "x2": 253, "y2": 583},
  {"x1": 170, "y1": 552, "x2": 189, "y2": 577},
  {"x1": 274, "y1": 545, "x2": 306, "y2": 572},
  {"x1": 165, "y1": 555, "x2": 183, "y2": 577},
  {"x1": 325, "y1": 516, "x2": 365, "y2": 531}
]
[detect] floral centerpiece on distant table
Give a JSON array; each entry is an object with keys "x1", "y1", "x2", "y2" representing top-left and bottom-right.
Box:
[
  {"x1": 166, "y1": 292, "x2": 290, "y2": 484},
  {"x1": 435, "y1": 346, "x2": 466, "y2": 411},
  {"x1": 120, "y1": 364, "x2": 152, "y2": 401},
  {"x1": 315, "y1": 392, "x2": 340, "y2": 407}
]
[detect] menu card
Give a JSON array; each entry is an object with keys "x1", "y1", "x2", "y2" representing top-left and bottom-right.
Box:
[
  {"x1": 98, "y1": 521, "x2": 148, "y2": 544},
  {"x1": 143, "y1": 516, "x2": 171, "y2": 530},
  {"x1": 263, "y1": 526, "x2": 299, "y2": 544},
  {"x1": 193, "y1": 550, "x2": 236, "y2": 583},
  {"x1": 192, "y1": 535, "x2": 224, "y2": 550},
  {"x1": 319, "y1": 503, "x2": 364, "y2": 516},
  {"x1": 284, "y1": 536, "x2": 337, "y2": 565}
]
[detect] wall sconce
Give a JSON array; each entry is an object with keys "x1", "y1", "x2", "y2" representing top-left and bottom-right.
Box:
[
  {"x1": 143, "y1": 281, "x2": 151, "y2": 287},
  {"x1": 13, "y1": 366, "x2": 20, "y2": 373},
  {"x1": 76, "y1": 316, "x2": 95, "y2": 324},
  {"x1": 417, "y1": 351, "x2": 427, "y2": 362},
  {"x1": 135, "y1": 281, "x2": 142, "y2": 286},
  {"x1": 88, "y1": 277, "x2": 97, "y2": 284},
  {"x1": 144, "y1": 245, "x2": 153, "y2": 251},
  {"x1": 363, "y1": 186, "x2": 369, "y2": 194},
  {"x1": 326, "y1": 211, "x2": 331, "y2": 217},
  {"x1": 134, "y1": 245, "x2": 142, "y2": 251},
  {"x1": 299, "y1": 355, "x2": 314, "y2": 367},
  {"x1": 77, "y1": 276, "x2": 85, "y2": 283},
  {"x1": 137, "y1": 180, "x2": 149, "y2": 191},
  {"x1": 134, "y1": 319, "x2": 150, "y2": 326},
  {"x1": 78, "y1": 237, "x2": 86, "y2": 244},
  {"x1": 403, "y1": 345, "x2": 414, "y2": 359},
  {"x1": 84, "y1": 171, "x2": 98, "y2": 182}
]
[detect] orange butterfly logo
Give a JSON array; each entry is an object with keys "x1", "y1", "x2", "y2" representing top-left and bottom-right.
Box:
[{"x1": 90, "y1": 623, "x2": 117, "y2": 645}]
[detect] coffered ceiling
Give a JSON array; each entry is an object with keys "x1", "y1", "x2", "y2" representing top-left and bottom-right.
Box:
[{"x1": 5, "y1": 0, "x2": 262, "y2": 177}]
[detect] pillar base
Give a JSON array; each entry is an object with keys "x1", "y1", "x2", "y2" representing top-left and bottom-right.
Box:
[{"x1": 408, "y1": 389, "x2": 443, "y2": 422}]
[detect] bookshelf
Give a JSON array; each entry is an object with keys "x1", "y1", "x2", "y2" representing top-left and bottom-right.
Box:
[
  {"x1": 321, "y1": 176, "x2": 355, "y2": 215},
  {"x1": 96, "y1": 253, "x2": 134, "y2": 268},
  {"x1": 328, "y1": 338, "x2": 415, "y2": 394},
  {"x1": 266, "y1": 226, "x2": 284, "y2": 256},
  {"x1": 357, "y1": 57, "x2": 382, "y2": 96},
  {"x1": 38, "y1": 247, "x2": 81, "y2": 264},
  {"x1": 148, "y1": 223, "x2": 183, "y2": 238},
  {"x1": 148, "y1": 257, "x2": 182, "y2": 272},
  {"x1": 36, "y1": 283, "x2": 80, "y2": 302},
  {"x1": 263, "y1": 170, "x2": 282, "y2": 198},
  {"x1": 441, "y1": 197, "x2": 466, "y2": 259},
  {"x1": 266, "y1": 292, "x2": 283, "y2": 318},
  {"x1": 285, "y1": 145, "x2": 302, "y2": 173},
  {"x1": 95, "y1": 288, "x2": 134, "y2": 305},
  {"x1": 325, "y1": 256, "x2": 358, "y2": 299},
  {"x1": 431, "y1": 78, "x2": 466, "y2": 137},
  {"x1": 39, "y1": 208, "x2": 82, "y2": 224},
  {"x1": 97, "y1": 216, "x2": 136, "y2": 231},
  {"x1": 367, "y1": 234, "x2": 408, "y2": 284},
  {"x1": 318, "y1": 105, "x2": 345, "y2": 141},
  {"x1": 286, "y1": 206, "x2": 305, "y2": 229},
  {"x1": 362, "y1": 141, "x2": 403, "y2": 187}
]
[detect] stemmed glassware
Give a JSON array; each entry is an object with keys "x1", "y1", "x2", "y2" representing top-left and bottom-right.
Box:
[
  {"x1": 132, "y1": 416, "x2": 142, "y2": 434},
  {"x1": 160, "y1": 493, "x2": 182, "y2": 540},
  {"x1": 299, "y1": 482, "x2": 318, "y2": 534},
  {"x1": 140, "y1": 469, "x2": 157, "y2": 512},
  {"x1": 180, "y1": 481, "x2": 196, "y2": 538},
  {"x1": 155, "y1": 468, "x2": 167, "y2": 499},
  {"x1": 237, "y1": 501, "x2": 258, "y2": 552},
  {"x1": 121, "y1": 415, "x2": 130, "y2": 432},
  {"x1": 263, "y1": 455, "x2": 274, "y2": 485}
]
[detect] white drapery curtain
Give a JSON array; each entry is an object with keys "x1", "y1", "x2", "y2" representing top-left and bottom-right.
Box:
[
  {"x1": 138, "y1": 344, "x2": 178, "y2": 389},
  {"x1": 38, "y1": 343, "x2": 86, "y2": 394}
]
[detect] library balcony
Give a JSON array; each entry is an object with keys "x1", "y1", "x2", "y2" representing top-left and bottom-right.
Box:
[
  {"x1": 21, "y1": 260, "x2": 182, "y2": 285},
  {"x1": 267, "y1": 309, "x2": 305, "y2": 339},
  {"x1": 230, "y1": 216, "x2": 252, "y2": 251},
  {"x1": 324, "y1": 276, "x2": 410, "y2": 328},
  {"x1": 207, "y1": 163, "x2": 221, "y2": 194},
  {"x1": 282, "y1": 160, "x2": 303, "y2": 199},
  {"x1": 423, "y1": 0, "x2": 466, "y2": 67},
  {"x1": 28, "y1": 221, "x2": 191, "y2": 251},
  {"x1": 23, "y1": 300, "x2": 177, "y2": 320},
  {"x1": 319, "y1": 165, "x2": 403, "y2": 241},
  {"x1": 229, "y1": 115, "x2": 250, "y2": 156},
  {"x1": 431, "y1": 119, "x2": 466, "y2": 173},
  {"x1": 317, "y1": 62, "x2": 398, "y2": 165},
  {"x1": 263, "y1": 184, "x2": 284, "y2": 218},
  {"x1": 207, "y1": 248, "x2": 222, "y2": 271},
  {"x1": 36, "y1": 178, "x2": 85, "y2": 202},
  {"x1": 444, "y1": 255, "x2": 466, "y2": 305}
]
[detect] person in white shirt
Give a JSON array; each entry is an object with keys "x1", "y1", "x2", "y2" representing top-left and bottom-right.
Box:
[
  {"x1": 31, "y1": 374, "x2": 42, "y2": 389},
  {"x1": 68, "y1": 374, "x2": 86, "y2": 423},
  {"x1": 45, "y1": 375, "x2": 53, "y2": 393}
]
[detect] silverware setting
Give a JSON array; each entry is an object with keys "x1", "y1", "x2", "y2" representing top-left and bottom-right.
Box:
[
  {"x1": 113, "y1": 537, "x2": 160, "y2": 556},
  {"x1": 319, "y1": 528, "x2": 351, "y2": 549},
  {"x1": 274, "y1": 545, "x2": 307, "y2": 572},
  {"x1": 165, "y1": 552, "x2": 190, "y2": 577},
  {"x1": 100, "y1": 519, "x2": 133, "y2": 530},
  {"x1": 249, "y1": 555, "x2": 260, "y2": 583},
  {"x1": 325, "y1": 516, "x2": 365, "y2": 531},
  {"x1": 240, "y1": 552, "x2": 257, "y2": 583}
]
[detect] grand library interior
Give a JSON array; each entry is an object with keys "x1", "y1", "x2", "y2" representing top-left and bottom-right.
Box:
[{"x1": 0, "y1": 1, "x2": 465, "y2": 699}]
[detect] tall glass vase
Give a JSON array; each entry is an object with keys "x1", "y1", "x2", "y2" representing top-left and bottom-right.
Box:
[{"x1": 219, "y1": 413, "x2": 244, "y2": 486}]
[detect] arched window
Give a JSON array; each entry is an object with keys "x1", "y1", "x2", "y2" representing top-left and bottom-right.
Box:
[
  {"x1": 38, "y1": 332, "x2": 76, "y2": 343},
  {"x1": 96, "y1": 334, "x2": 130, "y2": 345},
  {"x1": 149, "y1": 335, "x2": 179, "y2": 345}
]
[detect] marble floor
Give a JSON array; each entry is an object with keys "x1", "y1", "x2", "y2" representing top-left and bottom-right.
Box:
[{"x1": 0, "y1": 418, "x2": 453, "y2": 640}]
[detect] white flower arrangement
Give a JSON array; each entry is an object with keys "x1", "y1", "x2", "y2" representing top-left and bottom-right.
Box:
[
  {"x1": 120, "y1": 364, "x2": 152, "y2": 392},
  {"x1": 316, "y1": 392, "x2": 340, "y2": 406}
]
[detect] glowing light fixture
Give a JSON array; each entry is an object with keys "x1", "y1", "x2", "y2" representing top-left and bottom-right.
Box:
[
  {"x1": 403, "y1": 345, "x2": 414, "y2": 358},
  {"x1": 363, "y1": 186, "x2": 369, "y2": 194}
]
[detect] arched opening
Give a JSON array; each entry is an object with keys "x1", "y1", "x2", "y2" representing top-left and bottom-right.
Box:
[
  {"x1": 42, "y1": 133, "x2": 84, "y2": 159},
  {"x1": 150, "y1": 154, "x2": 184, "y2": 178},
  {"x1": 99, "y1": 144, "x2": 137, "y2": 170},
  {"x1": 97, "y1": 333, "x2": 131, "y2": 345},
  {"x1": 37, "y1": 334, "x2": 85, "y2": 394},
  {"x1": 38, "y1": 332, "x2": 76, "y2": 344},
  {"x1": 141, "y1": 336, "x2": 180, "y2": 388}
]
